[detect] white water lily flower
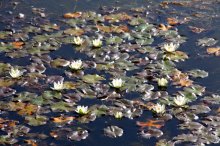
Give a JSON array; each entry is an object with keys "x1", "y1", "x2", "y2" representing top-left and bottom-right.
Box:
[
  {"x1": 73, "y1": 36, "x2": 84, "y2": 45},
  {"x1": 157, "y1": 78, "x2": 168, "y2": 87},
  {"x1": 92, "y1": 39, "x2": 102, "y2": 47},
  {"x1": 174, "y1": 95, "x2": 187, "y2": 106},
  {"x1": 75, "y1": 105, "x2": 89, "y2": 115},
  {"x1": 51, "y1": 81, "x2": 64, "y2": 91},
  {"x1": 114, "y1": 111, "x2": 123, "y2": 119},
  {"x1": 69, "y1": 60, "x2": 83, "y2": 70},
  {"x1": 9, "y1": 67, "x2": 23, "y2": 78},
  {"x1": 152, "y1": 103, "x2": 165, "y2": 114},
  {"x1": 163, "y1": 42, "x2": 178, "y2": 52},
  {"x1": 111, "y1": 78, "x2": 124, "y2": 88}
]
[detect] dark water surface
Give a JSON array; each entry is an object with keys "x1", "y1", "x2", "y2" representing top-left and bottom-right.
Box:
[{"x1": 0, "y1": 0, "x2": 220, "y2": 146}]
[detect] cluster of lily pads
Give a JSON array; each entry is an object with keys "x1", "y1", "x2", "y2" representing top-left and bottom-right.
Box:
[{"x1": 0, "y1": 4, "x2": 219, "y2": 146}]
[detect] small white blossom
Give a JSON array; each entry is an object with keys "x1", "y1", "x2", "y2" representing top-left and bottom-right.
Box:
[
  {"x1": 92, "y1": 39, "x2": 102, "y2": 47},
  {"x1": 157, "y1": 78, "x2": 168, "y2": 87},
  {"x1": 69, "y1": 60, "x2": 83, "y2": 70},
  {"x1": 111, "y1": 78, "x2": 124, "y2": 88},
  {"x1": 73, "y1": 36, "x2": 84, "y2": 45},
  {"x1": 51, "y1": 81, "x2": 64, "y2": 91},
  {"x1": 9, "y1": 67, "x2": 23, "y2": 78},
  {"x1": 152, "y1": 103, "x2": 165, "y2": 114},
  {"x1": 75, "y1": 105, "x2": 89, "y2": 115},
  {"x1": 114, "y1": 111, "x2": 123, "y2": 119},
  {"x1": 174, "y1": 95, "x2": 187, "y2": 106},
  {"x1": 163, "y1": 42, "x2": 178, "y2": 52}
]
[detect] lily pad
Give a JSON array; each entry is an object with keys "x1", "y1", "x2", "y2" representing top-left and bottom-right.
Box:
[
  {"x1": 104, "y1": 126, "x2": 123, "y2": 138},
  {"x1": 82, "y1": 74, "x2": 105, "y2": 84}
]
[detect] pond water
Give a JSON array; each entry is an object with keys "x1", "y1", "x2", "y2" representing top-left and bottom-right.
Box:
[{"x1": 0, "y1": 0, "x2": 220, "y2": 146}]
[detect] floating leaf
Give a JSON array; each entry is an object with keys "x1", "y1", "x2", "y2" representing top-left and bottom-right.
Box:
[
  {"x1": 104, "y1": 13, "x2": 132, "y2": 22},
  {"x1": 136, "y1": 119, "x2": 164, "y2": 129},
  {"x1": 68, "y1": 130, "x2": 89, "y2": 141},
  {"x1": 172, "y1": 70, "x2": 193, "y2": 87},
  {"x1": 82, "y1": 74, "x2": 105, "y2": 84},
  {"x1": 165, "y1": 51, "x2": 188, "y2": 62},
  {"x1": 0, "y1": 79, "x2": 15, "y2": 87},
  {"x1": 197, "y1": 37, "x2": 218, "y2": 47},
  {"x1": 63, "y1": 28, "x2": 84, "y2": 36},
  {"x1": 25, "y1": 139, "x2": 38, "y2": 146},
  {"x1": 174, "y1": 134, "x2": 198, "y2": 143},
  {"x1": 52, "y1": 116, "x2": 75, "y2": 124},
  {"x1": 104, "y1": 126, "x2": 123, "y2": 138},
  {"x1": 50, "y1": 102, "x2": 73, "y2": 112},
  {"x1": 140, "y1": 128, "x2": 163, "y2": 139},
  {"x1": 187, "y1": 69, "x2": 208, "y2": 78},
  {"x1": 189, "y1": 26, "x2": 205, "y2": 33},
  {"x1": 202, "y1": 94, "x2": 220, "y2": 104},
  {"x1": 207, "y1": 47, "x2": 220, "y2": 56},
  {"x1": 17, "y1": 103, "x2": 38, "y2": 116},
  {"x1": 167, "y1": 17, "x2": 179, "y2": 25},
  {"x1": 25, "y1": 115, "x2": 47, "y2": 126},
  {"x1": 63, "y1": 12, "x2": 82, "y2": 18},
  {"x1": 50, "y1": 58, "x2": 70, "y2": 68},
  {"x1": 64, "y1": 81, "x2": 76, "y2": 90},
  {"x1": 0, "y1": 87, "x2": 16, "y2": 97}
]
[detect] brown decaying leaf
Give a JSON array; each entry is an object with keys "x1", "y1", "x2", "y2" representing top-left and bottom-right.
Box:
[
  {"x1": 217, "y1": 108, "x2": 220, "y2": 113},
  {"x1": 136, "y1": 119, "x2": 164, "y2": 129},
  {"x1": 104, "y1": 13, "x2": 132, "y2": 22},
  {"x1": 160, "y1": 1, "x2": 190, "y2": 7},
  {"x1": 207, "y1": 47, "x2": 220, "y2": 56},
  {"x1": 63, "y1": 12, "x2": 82, "y2": 18},
  {"x1": 50, "y1": 131, "x2": 58, "y2": 138},
  {"x1": 97, "y1": 25, "x2": 129, "y2": 33},
  {"x1": 172, "y1": 70, "x2": 193, "y2": 87},
  {"x1": 8, "y1": 102, "x2": 38, "y2": 115},
  {"x1": 52, "y1": 116, "x2": 75, "y2": 123},
  {"x1": 189, "y1": 26, "x2": 205, "y2": 33},
  {"x1": 167, "y1": 18, "x2": 179, "y2": 25},
  {"x1": 158, "y1": 24, "x2": 172, "y2": 31},
  {"x1": 25, "y1": 140, "x2": 38, "y2": 146},
  {"x1": 12, "y1": 42, "x2": 24, "y2": 49},
  {"x1": 0, "y1": 118, "x2": 18, "y2": 129},
  {"x1": 0, "y1": 79, "x2": 15, "y2": 87}
]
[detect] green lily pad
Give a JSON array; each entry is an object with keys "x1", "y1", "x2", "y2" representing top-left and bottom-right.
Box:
[
  {"x1": 50, "y1": 101, "x2": 73, "y2": 112},
  {"x1": 25, "y1": 115, "x2": 47, "y2": 126},
  {"x1": 187, "y1": 69, "x2": 208, "y2": 78},
  {"x1": 82, "y1": 74, "x2": 105, "y2": 84}
]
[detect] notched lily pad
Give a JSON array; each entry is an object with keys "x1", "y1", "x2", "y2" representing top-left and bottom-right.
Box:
[
  {"x1": 67, "y1": 129, "x2": 89, "y2": 141},
  {"x1": 197, "y1": 37, "x2": 218, "y2": 47},
  {"x1": 25, "y1": 115, "x2": 47, "y2": 126},
  {"x1": 187, "y1": 69, "x2": 208, "y2": 78},
  {"x1": 82, "y1": 74, "x2": 105, "y2": 84},
  {"x1": 140, "y1": 128, "x2": 163, "y2": 139},
  {"x1": 104, "y1": 126, "x2": 123, "y2": 138}
]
